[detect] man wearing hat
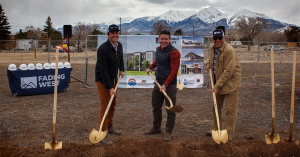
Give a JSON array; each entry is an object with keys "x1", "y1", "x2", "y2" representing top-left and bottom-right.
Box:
[
  {"x1": 205, "y1": 26, "x2": 241, "y2": 142},
  {"x1": 95, "y1": 24, "x2": 125, "y2": 145}
]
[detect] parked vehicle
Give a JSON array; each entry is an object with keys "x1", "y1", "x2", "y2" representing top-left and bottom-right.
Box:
[
  {"x1": 230, "y1": 41, "x2": 242, "y2": 46},
  {"x1": 264, "y1": 45, "x2": 284, "y2": 51}
]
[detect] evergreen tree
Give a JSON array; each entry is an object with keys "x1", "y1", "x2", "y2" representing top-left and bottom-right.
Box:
[
  {"x1": 42, "y1": 16, "x2": 54, "y2": 40},
  {"x1": 0, "y1": 4, "x2": 11, "y2": 49},
  {"x1": 174, "y1": 28, "x2": 183, "y2": 35},
  {"x1": 52, "y1": 30, "x2": 62, "y2": 46},
  {"x1": 284, "y1": 26, "x2": 300, "y2": 42},
  {"x1": 92, "y1": 29, "x2": 104, "y2": 35},
  {"x1": 15, "y1": 29, "x2": 28, "y2": 39}
]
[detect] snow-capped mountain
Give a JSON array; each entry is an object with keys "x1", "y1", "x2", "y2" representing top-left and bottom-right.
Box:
[
  {"x1": 228, "y1": 9, "x2": 271, "y2": 26},
  {"x1": 227, "y1": 9, "x2": 294, "y2": 31},
  {"x1": 103, "y1": 17, "x2": 135, "y2": 25},
  {"x1": 193, "y1": 6, "x2": 227, "y2": 24},
  {"x1": 155, "y1": 10, "x2": 187, "y2": 23},
  {"x1": 58, "y1": 7, "x2": 296, "y2": 35}
]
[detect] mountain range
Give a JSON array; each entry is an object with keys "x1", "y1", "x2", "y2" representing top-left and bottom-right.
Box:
[{"x1": 73, "y1": 6, "x2": 297, "y2": 36}]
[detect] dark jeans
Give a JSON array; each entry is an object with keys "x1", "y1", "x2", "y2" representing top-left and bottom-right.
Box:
[{"x1": 152, "y1": 84, "x2": 177, "y2": 132}]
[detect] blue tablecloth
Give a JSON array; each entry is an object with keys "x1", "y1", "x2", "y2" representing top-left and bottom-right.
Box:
[{"x1": 7, "y1": 68, "x2": 72, "y2": 95}]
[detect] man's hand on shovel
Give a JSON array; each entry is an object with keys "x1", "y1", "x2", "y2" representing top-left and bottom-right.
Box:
[
  {"x1": 160, "y1": 85, "x2": 167, "y2": 92},
  {"x1": 211, "y1": 88, "x2": 219, "y2": 94},
  {"x1": 110, "y1": 71, "x2": 125, "y2": 97},
  {"x1": 110, "y1": 88, "x2": 116, "y2": 96}
]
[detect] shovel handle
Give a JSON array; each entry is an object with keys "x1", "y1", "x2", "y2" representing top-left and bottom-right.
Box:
[
  {"x1": 209, "y1": 69, "x2": 221, "y2": 134},
  {"x1": 178, "y1": 70, "x2": 181, "y2": 83},
  {"x1": 98, "y1": 77, "x2": 121, "y2": 133},
  {"x1": 271, "y1": 49, "x2": 276, "y2": 119},
  {"x1": 53, "y1": 48, "x2": 59, "y2": 123},
  {"x1": 148, "y1": 72, "x2": 174, "y2": 109},
  {"x1": 290, "y1": 51, "x2": 296, "y2": 124}
]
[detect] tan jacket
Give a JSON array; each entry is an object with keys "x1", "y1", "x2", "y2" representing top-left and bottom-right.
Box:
[{"x1": 206, "y1": 41, "x2": 241, "y2": 94}]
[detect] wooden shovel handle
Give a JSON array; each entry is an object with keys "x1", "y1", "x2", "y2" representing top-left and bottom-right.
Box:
[
  {"x1": 290, "y1": 51, "x2": 296, "y2": 123},
  {"x1": 148, "y1": 72, "x2": 173, "y2": 108},
  {"x1": 98, "y1": 77, "x2": 121, "y2": 133},
  {"x1": 53, "y1": 48, "x2": 59, "y2": 123},
  {"x1": 178, "y1": 70, "x2": 181, "y2": 83},
  {"x1": 209, "y1": 69, "x2": 221, "y2": 133},
  {"x1": 271, "y1": 49, "x2": 275, "y2": 119}
]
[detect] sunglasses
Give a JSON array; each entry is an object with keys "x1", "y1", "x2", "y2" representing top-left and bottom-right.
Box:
[{"x1": 213, "y1": 36, "x2": 223, "y2": 40}]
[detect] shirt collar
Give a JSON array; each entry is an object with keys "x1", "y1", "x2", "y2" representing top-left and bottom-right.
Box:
[{"x1": 109, "y1": 40, "x2": 118, "y2": 51}]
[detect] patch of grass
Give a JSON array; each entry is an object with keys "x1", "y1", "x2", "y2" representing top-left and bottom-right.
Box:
[{"x1": 126, "y1": 71, "x2": 155, "y2": 76}]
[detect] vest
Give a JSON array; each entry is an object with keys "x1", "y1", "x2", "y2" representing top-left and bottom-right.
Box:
[{"x1": 155, "y1": 44, "x2": 177, "y2": 85}]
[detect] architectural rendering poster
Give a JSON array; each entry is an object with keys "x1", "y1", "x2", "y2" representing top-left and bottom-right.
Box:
[{"x1": 98, "y1": 35, "x2": 203, "y2": 88}]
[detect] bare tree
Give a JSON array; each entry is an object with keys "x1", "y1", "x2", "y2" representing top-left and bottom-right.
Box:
[
  {"x1": 235, "y1": 16, "x2": 268, "y2": 50},
  {"x1": 226, "y1": 28, "x2": 240, "y2": 41},
  {"x1": 72, "y1": 22, "x2": 91, "y2": 52},
  {"x1": 255, "y1": 31, "x2": 286, "y2": 43},
  {"x1": 25, "y1": 26, "x2": 42, "y2": 40},
  {"x1": 151, "y1": 20, "x2": 174, "y2": 35}
]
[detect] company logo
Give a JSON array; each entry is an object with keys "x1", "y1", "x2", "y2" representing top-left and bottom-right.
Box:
[
  {"x1": 184, "y1": 79, "x2": 188, "y2": 82},
  {"x1": 20, "y1": 74, "x2": 66, "y2": 89},
  {"x1": 128, "y1": 78, "x2": 136, "y2": 86},
  {"x1": 38, "y1": 74, "x2": 65, "y2": 87},
  {"x1": 21, "y1": 77, "x2": 37, "y2": 89},
  {"x1": 197, "y1": 79, "x2": 201, "y2": 82},
  {"x1": 141, "y1": 80, "x2": 146, "y2": 84}
]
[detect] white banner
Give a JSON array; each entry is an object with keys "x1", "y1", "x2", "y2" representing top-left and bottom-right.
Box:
[{"x1": 98, "y1": 35, "x2": 204, "y2": 88}]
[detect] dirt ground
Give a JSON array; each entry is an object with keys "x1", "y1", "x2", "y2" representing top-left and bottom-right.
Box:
[{"x1": 1, "y1": 61, "x2": 300, "y2": 157}]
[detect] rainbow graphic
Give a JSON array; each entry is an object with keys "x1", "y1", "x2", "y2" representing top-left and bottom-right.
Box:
[{"x1": 128, "y1": 78, "x2": 136, "y2": 87}]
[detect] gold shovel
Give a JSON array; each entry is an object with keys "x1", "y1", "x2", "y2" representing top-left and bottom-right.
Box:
[
  {"x1": 89, "y1": 77, "x2": 121, "y2": 144},
  {"x1": 177, "y1": 70, "x2": 184, "y2": 90},
  {"x1": 209, "y1": 69, "x2": 228, "y2": 144},
  {"x1": 45, "y1": 48, "x2": 62, "y2": 150},
  {"x1": 282, "y1": 51, "x2": 299, "y2": 146},
  {"x1": 149, "y1": 72, "x2": 183, "y2": 112},
  {"x1": 265, "y1": 49, "x2": 280, "y2": 144}
]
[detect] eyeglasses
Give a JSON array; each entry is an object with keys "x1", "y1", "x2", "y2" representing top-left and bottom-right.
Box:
[{"x1": 213, "y1": 36, "x2": 223, "y2": 40}]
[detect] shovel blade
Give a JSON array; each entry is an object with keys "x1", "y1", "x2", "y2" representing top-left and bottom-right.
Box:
[
  {"x1": 166, "y1": 105, "x2": 183, "y2": 112},
  {"x1": 265, "y1": 133, "x2": 280, "y2": 144},
  {"x1": 211, "y1": 129, "x2": 228, "y2": 144},
  {"x1": 282, "y1": 139, "x2": 299, "y2": 146},
  {"x1": 45, "y1": 141, "x2": 62, "y2": 150},
  {"x1": 89, "y1": 128, "x2": 107, "y2": 144},
  {"x1": 177, "y1": 83, "x2": 184, "y2": 90}
]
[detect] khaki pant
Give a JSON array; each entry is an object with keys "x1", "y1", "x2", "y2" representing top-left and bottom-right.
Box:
[
  {"x1": 212, "y1": 88, "x2": 239, "y2": 140},
  {"x1": 152, "y1": 84, "x2": 177, "y2": 132},
  {"x1": 96, "y1": 82, "x2": 117, "y2": 131}
]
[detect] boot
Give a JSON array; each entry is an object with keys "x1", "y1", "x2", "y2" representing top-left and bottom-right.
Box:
[
  {"x1": 107, "y1": 125, "x2": 122, "y2": 135},
  {"x1": 100, "y1": 135, "x2": 113, "y2": 145},
  {"x1": 144, "y1": 127, "x2": 161, "y2": 135},
  {"x1": 162, "y1": 129, "x2": 172, "y2": 142}
]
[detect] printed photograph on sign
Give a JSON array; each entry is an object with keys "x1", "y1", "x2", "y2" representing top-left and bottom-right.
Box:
[
  {"x1": 98, "y1": 35, "x2": 203, "y2": 88},
  {"x1": 180, "y1": 36, "x2": 204, "y2": 88}
]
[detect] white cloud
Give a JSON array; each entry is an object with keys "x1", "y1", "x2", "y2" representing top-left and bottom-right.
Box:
[{"x1": 1, "y1": 0, "x2": 300, "y2": 34}]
